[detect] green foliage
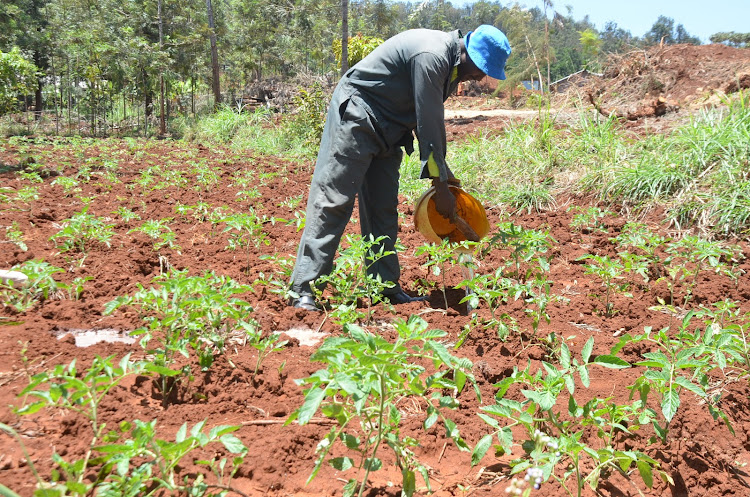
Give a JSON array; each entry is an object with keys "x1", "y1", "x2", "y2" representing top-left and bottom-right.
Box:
[
  {"x1": 0, "y1": 48, "x2": 38, "y2": 115},
  {"x1": 14, "y1": 353, "x2": 247, "y2": 496},
  {"x1": 3, "y1": 221, "x2": 27, "y2": 251},
  {"x1": 17, "y1": 354, "x2": 143, "y2": 434},
  {"x1": 624, "y1": 314, "x2": 735, "y2": 442},
  {"x1": 283, "y1": 83, "x2": 329, "y2": 148},
  {"x1": 415, "y1": 239, "x2": 474, "y2": 309},
  {"x1": 288, "y1": 317, "x2": 478, "y2": 497},
  {"x1": 312, "y1": 234, "x2": 397, "y2": 324},
  {"x1": 483, "y1": 222, "x2": 555, "y2": 283},
  {"x1": 104, "y1": 270, "x2": 258, "y2": 407},
  {"x1": 50, "y1": 207, "x2": 115, "y2": 256},
  {"x1": 578, "y1": 254, "x2": 632, "y2": 317},
  {"x1": 1, "y1": 260, "x2": 63, "y2": 312},
  {"x1": 709, "y1": 31, "x2": 750, "y2": 48},
  {"x1": 568, "y1": 206, "x2": 612, "y2": 237},
  {"x1": 129, "y1": 219, "x2": 181, "y2": 252},
  {"x1": 659, "y1": 235, "x2": 739, "y2": 308},
  {"x1": 333, "y1": 33, "x2": 384, "y2": 69},
  {"x1": 459, "y1": 268, "x2": 522, "y2": 340},
  {"x1": 473, "y1": 339, "x2": 668, "y2": 495}
]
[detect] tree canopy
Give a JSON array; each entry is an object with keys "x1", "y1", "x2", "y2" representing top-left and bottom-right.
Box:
[{"x1": 0, "y1": 0, "x2": 713, "y2": 130}]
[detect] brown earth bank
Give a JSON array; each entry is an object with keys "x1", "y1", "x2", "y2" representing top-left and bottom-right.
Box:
[
  {"x1": 1, "y1": 136, "x2": 750, "y2": 497},
  {"x1": 582, "y1": 43, "x2": 750, "y2": 121}
]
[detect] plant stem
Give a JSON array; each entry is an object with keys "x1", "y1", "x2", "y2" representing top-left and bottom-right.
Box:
[{"x1": 357, "y1": 373, "x2": 386, "y2": 497}]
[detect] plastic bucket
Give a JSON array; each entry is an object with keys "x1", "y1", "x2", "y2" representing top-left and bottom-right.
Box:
[{"x1": 414, "y1": 185, "x2": 489, "y2": 245}]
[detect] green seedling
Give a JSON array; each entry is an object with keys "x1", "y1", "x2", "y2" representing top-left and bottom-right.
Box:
[
  {"x1": 254, "y1": 253, "x2": 295, "y2": 299},
  {"x1": 250, "y1": 332, "x2": 288, "y2": 379},
  {"x1": 192, "y1": 161, "x2": 221, "y2": 191},
  {"x1": 3, "y1": 222, "x2": 27, "y2": 251},
  {"x1": 415, "y1": 238, "x2": 464, "y2": 309},
  {"x1": 113, "y1": 206, "x2": 141, "y2": 223},
  {"x1": 235, "y1": 187, "x2": 261, "y2": 202},
  {"x1": 129, "y1": 219, "x2": 181, "y2": 252},
  {"x1": 15, "y1": 185, "x2": 40, "y2": 205},
  {"x1": 578, "y1": 254, "x2": 631, "y2": 317},
  {"x1": 221, "y1": 211, "x2": 268, "y2": 274},
  {"x1": 174, "y1": 201, "x2": 211, "y2": 223},
  {"x1": 1, "y1": 260, "x2": 64, "y2": 312},
  {"x1": 105, "y1": 270, "x2": 256, "y2": 407},
  {"x1": 312, "y1": 234, "x2": 396, "y2": 324},
  {"x1": 51, "y1": 176, "x2": 81, "y2": 195},
  {"x1": 50, "y1": 207, "x2": 115, "y2": 260},
  {"x1": 662, "y1": 235, "x2": 739, "y2": 307},
  {"x1": 16, "y1": 354, "x2": 143, "y2": 435},
  {"x1": 459, "y1": 268, "x2": 524, "y2": 340},
  {"x1": 568, "y1": 206, "x2": 613, "y2": 242},
  {"x1": 15, "y1": 361, "x2": 247, "y2": 497},
  {"x1": 60, "y1": 276, "x2": 93, "y2": 301},
  {"x1": 289, "y1": 317, "x2": 478, "y2": 497},
  {"x1": 472, "y1": 339, "x2": 665, "y2": 496},
  {"x1": 612, "y1": 222, "x2": 667, "y2": 274},
  {"x1": 694, "y1": 300, "x2": 750, "y2": 380},
  {"x1": 483, "y1": 222, "x2": 554, "y2": 282},
  {"x1": 624, "y1": 313, "x2": 734, "y2": 443}
]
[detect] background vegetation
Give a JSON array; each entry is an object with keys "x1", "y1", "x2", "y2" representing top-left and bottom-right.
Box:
[{"x1": 2, "y1": 0, "x2": 738, "y2": 137}]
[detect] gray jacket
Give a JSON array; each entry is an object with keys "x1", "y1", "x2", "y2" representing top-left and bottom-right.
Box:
[{"x1": 338, "y1": 29, "x2": 462, "y2": 181}]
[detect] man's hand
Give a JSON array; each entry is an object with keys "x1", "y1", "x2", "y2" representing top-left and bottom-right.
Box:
[{"x1": 432, "y1": 179, "x2": 457, "y2": 221}]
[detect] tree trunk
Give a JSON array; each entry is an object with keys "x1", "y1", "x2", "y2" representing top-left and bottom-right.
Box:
[
  {"x1": 158, "y1": 0, "x2": 166, "y2": 135},
  {"x1": 340, "y1": 0, "x2": 349, "y2": 76},
  {"x1": 207, "y1": 0, "x2": 222, "y2": 109},
  {"x1": 34, "y1": 53, "x2": 43, "y2": 121}
]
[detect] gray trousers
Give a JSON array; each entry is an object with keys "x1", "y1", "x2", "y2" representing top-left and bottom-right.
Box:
[{"x1": 290, "y1": 89, "x2": 404, "y2": 297}]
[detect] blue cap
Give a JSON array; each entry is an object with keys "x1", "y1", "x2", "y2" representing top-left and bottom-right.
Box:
[{"x1": 465, "y1": 25, "x2": 511, "y2": 80}]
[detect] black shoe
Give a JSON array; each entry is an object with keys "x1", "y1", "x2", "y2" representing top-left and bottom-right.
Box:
[
  {"x1": 290, "y1": 295, "x2": 321, "y2": 312},
  {"x1": 382, "y1": 288, "x2": 428, "y2": 305}
]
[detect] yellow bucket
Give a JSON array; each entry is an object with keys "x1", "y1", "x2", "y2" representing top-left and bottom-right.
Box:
[{"x1": 414, "y1": 185, "x2": 489, "y2": 244}]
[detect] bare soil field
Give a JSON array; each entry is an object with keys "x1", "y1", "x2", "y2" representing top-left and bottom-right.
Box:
[{"x1": 1, "y1": 131, "x2": 749, "y2": 497}]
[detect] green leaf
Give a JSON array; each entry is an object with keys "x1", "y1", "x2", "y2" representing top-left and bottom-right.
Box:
[
  {"x1": 560, "y1": 342, "x2": 571, "y2": 368},
  {"x1": 342, "y1": 479, "x2": 358, "y2": 497},
  {"x1": 582, "y1": 337, "x2": 594, "y2": 363},
  {"x1": 472, "y1": 434, "x2": 493, "y2": 466},
  {"x1": 661, "y1": 389, "x2": 680, "y2": 422},
  {"x1": 402, "y1": 468, "x2": 416, "y2": 497},
  {"x1": 454, "y1": 369, "x2": 467, "y2": 394},
  {"x1": 220, "y1": 433, "x2": 246, "y2": 454},
  {"x1": 144, "y1": 363, "x2": 182, "y2": 377},
  {"x1": 364, "y1": 457, "x2": 382, "y2": 471},
  {"x1": 0, "y1": 483, "x2": 20, "y2": 497},
  {"x1": 14, "y1": 401, "x2": 45, "y2": 416},
  {"x1": 674, "y1": 376, "x2": 706, "y2": 398},
  {"x1": 592, "y1": 355, "x2": 630, "y2": 368},
  {"x1": 637, "y1": 460, "x2": 654, "y2": 487},
  {"x1": 424, "y1": 410, "x2": 438, "y2": 430},
  {"x1": 330, "y1": 457, "x2": 354, "y2": 471},
  {"x1": 175, "y1": 423, "x2": 187, "y2": 443},
  {"x1": 298, "y1": 387, "x2": 326, "y2": 425},
  {"x1": 578, "y1": 365, "x2": 590, "y2": 388}
]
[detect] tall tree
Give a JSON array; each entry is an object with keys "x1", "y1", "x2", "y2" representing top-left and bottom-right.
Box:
[
  {"x1": 645, "y1": 16, "x2": 675, "y2": 45},
  {"x1": 709, "y1": 31, "x2": 750, "y2": 48},
  {"x1": 207, "y1": 0, "x2": 222, "y2": 108}
]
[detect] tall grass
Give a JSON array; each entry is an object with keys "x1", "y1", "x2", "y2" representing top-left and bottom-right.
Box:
[
  {"x1": 177, "y1": 105, "x2": 318, "y2": 159},
  {"x1": 180, "y1": 92, "x2": 750, "y2": 237}
]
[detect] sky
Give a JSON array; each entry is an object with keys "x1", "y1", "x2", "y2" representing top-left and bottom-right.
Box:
[{"x1": 452, "y1": 0, "x2": 750, "y2": 43}]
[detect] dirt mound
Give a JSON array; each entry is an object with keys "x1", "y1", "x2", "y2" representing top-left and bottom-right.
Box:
[{"x1": 585, "y1": 43, "x2": 750, "y2": 120}]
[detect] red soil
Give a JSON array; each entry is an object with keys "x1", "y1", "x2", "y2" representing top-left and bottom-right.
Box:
[{"x1": 1, "y1": 136, "x2": 749, "y2": 497}]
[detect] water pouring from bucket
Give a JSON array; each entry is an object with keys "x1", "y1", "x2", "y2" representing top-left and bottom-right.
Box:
[{"x1": 414, "y1": 183, "x2": 489, "y2": 311}]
